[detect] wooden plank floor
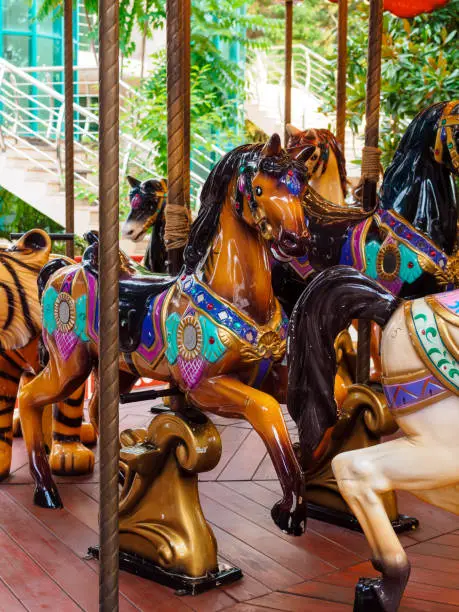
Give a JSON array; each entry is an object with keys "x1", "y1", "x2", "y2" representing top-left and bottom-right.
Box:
[{"x1": 2, "y1": 398, "x2": 459, "y2": 611}]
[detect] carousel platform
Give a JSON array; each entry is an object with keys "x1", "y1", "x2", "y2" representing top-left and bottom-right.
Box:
[{"x1": 2, "y1": 398, "x2": 459, "y2": 611}]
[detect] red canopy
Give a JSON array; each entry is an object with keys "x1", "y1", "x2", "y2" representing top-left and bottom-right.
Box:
[{"x1": 328, "y1": 0, "x2": 450, "y2": 18}]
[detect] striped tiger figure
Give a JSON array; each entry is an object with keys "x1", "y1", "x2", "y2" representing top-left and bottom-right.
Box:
[{"x1": 0, "y1": 229, "x2": 95, "y2": 484}]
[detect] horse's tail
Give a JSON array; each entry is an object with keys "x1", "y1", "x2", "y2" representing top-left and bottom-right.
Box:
[
  {"x1": 37, "y1": 258, "x2": 72, "y2": 299},
  {"x1": 287, "y1": 265, "x2": 400, "y2": 463}
]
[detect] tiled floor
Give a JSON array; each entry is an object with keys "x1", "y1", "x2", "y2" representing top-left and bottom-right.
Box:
[{"x1": 2, "y1": 398, "x2": 459, "y2": 611}]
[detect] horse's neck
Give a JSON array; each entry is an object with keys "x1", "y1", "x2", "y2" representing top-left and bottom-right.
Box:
[
  {"x1": 202, "y1": 198, "x2": 276, "y2": 324},
  {"x1": 309, "y1": 150, "x2": 345, "y2": 206}
]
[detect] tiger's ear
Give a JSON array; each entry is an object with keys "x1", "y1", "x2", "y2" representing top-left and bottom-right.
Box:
[
  {"x1": 11, "y1": 229, "x2": 52, "y2": 265},
  {"x1": 127, "y1": 175, "x2": 141, "y2": 188},
  {"x1": 261, "y1": 133, "x2": 282, "y2": 158}
]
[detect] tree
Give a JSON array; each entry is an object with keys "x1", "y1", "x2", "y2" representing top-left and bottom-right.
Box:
[{"x1": 320, "y1": 0, "x2": 459, "y2": 165}]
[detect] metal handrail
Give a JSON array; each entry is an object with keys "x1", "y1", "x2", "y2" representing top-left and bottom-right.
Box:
[{"x1": 0, "y1": 57, "x2": 217, "y2": 209}]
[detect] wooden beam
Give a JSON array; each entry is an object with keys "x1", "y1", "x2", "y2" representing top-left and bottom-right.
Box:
[
  {"x1": 336, "y1": 0, "x2": 348, "y2": 148},
  {"x1": 356, "y1": 0, "x2": 383, "y2": 385},
  {"x1": 64, "y1": 0, "x2": 74, "y2": 259},
  {"x1": 165, "y1": 0, "x2": 191, "y2": 275},
  {"x1": 98, "y1": 0, "x2": 120, "y2": 605},
  {"x1": 284, "y1": 0, "x2": 293, "y2": 146}
]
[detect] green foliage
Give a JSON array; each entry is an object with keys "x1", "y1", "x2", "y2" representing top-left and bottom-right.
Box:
[
  {"x1": 249, "y1": 0, "x2": 338, "y2": 56},
  {"x1": 38, "y1": 0, "x2": 165, "y2": 58},
  {"x1": 0, "y1": 187, "x2": 86, "y2": 254},
  {"x1": 320, "y1": 0, "x2": 459, "y2": 165}
]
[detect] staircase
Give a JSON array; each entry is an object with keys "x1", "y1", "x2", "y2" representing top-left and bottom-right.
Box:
[
  {"x1": 0, "y1": 58, "x2": 224, "y2": 253},
  {"x1": 245, "y1": 44, "x2": 363, "y2": 178}
]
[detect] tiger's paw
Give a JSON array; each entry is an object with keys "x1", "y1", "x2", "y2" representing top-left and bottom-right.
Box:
[
  {"x1": 80, "y1": 422, "x2": 98, "y2": 446},
  {"x1": 49, "y1": 442, "x2": 95, "y2": 476},
  {"x1": 0, "y1": 445, "x2": 12, "y2": 481}
]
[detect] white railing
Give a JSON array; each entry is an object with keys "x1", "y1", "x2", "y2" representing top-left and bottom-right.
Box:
[
  {"x1": 0, "y1": 58, "x2": 223, "y2": 208},
  {"x1": 246, "y1": 43, "x2": 335, "y2": 108}
]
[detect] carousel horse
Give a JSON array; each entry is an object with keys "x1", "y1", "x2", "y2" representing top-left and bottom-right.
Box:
[
  {"x1": 122, "y1": 175, "x2": 168, "y2": 273},
  {"x1": 274, "y1": 101, "x2": 459, "y2": 315},
  {"x1": 0, "y1": 230, "x2": 95, "y2": 481},
  {"x1": 18, "y1": 134, "x2": 312, "y2": 535},
  {"x1": 287, "y1": 265, "x2": 459, "y2": 611}
]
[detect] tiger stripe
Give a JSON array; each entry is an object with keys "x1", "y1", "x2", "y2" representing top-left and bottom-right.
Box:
[{"x1": 0, "y1": 353, "x2": 21, "y2": 477}]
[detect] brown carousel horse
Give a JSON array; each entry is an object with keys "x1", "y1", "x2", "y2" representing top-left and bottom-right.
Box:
[
  {"x1": 288, "y1": 265, "x2": 459, "y2": 611},
  {"x1": 0, "y1": 231, "x2": 95, "y2": 483},
  {"x1": 19, "y1": 134, "x2": 312, "y2": 534}
]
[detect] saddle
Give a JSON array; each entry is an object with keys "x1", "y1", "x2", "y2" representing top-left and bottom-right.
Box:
[{"x1": 82, "y1": 239, "x2": 177, "y2": 353}]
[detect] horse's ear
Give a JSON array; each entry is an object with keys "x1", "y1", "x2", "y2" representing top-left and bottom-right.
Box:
[
  {"x1": 286, "y1": 124, "x2": 302, "y2": 138},
  {"x1": 295, "y1": 145, "x2": 316, "y2": 164},
  {"x1": 127, "y1": 175, "x2": 141, "y2": 188},
  {"x1": 160, "y1": 178, "x2": 168, "y2": 190},
  {"x1": 261, "y1": 133, "x2": 282, "y2": 158}
]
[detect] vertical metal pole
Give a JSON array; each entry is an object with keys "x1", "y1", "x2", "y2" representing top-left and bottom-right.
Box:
[
  {"x1": 284, "y1": 0, "x2": 293, "y2": 146},
  {"x1": 64, "y1": 0, "x2": 74, "y2": 259},
  {"x1": 98, "y1": 0, "x2": 120, "y2": 605},
  {"x1": 335, "y1": 0, "x2": 348, "y2": 148},
  {"x1": 165, "y1": 0, "x2": 191, "y2": 275},
  {"x1": 356, "y1": 0, "x2": 383, "y2": 385}
]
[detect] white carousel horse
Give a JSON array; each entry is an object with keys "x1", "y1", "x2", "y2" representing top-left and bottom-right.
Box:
[{"x1": 287, "y1": 265, "x2": 459, "y2": 611}]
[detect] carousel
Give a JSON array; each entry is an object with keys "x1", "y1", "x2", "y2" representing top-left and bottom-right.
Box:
[{"x1": 0, "y1": 0, "x2": 458, "y2": 609}]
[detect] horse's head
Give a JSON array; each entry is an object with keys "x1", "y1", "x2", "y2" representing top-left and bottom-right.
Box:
[
  {"x1": 434, "y1": 100, "x2": 459, "y2": 176},
  {"x1": 122, "y1": 175, "x2": 167, "y2": 241},
  {"x1": 235, "y1": 134, "x2": 310, "y2": 259}
]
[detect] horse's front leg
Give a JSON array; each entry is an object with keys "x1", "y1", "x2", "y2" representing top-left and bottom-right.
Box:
[
  {"x1": 18, "y1": 344, "x2": 92, "y2": 508},
  {"x1": 187, "y1": 374, "x2": 306, "y2": 535}
]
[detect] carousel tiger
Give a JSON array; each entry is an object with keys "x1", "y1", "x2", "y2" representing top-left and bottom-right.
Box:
[{"x1": 0, "y1": 229, "x2": 95, "y2": 480}]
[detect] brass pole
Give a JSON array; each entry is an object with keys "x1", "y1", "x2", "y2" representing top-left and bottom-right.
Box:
[
  {"x1": 284, "y1": 0, "x2": 293, "y2": 146},
  {"x1": 336, "y1": 0, "x2": 348, "y2": 148},
  {"x1": 356, "y1": 0, "x2": 383, "y2": 385},
  {"x1": 98, "y1": 0, "x2": 120, "y2": 605},
  {"x1": 165, "y1": 0, "x2": 191, "y2": 275},
  {"x1": 64, "y1": 0, "x2": 74, "y2": 259}
]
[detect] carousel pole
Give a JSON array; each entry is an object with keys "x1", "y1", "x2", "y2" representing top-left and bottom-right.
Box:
[
  {"x1": 165, "y1": 0, "x2": 191, "y2": 275},
  {"x1": 64, "y1": 0, "x2": 74, "y2": 259},
  {"x1": 284, "y1": 0, "x2": 293, "y2": 146},
  {"x1": 356, "y1": 0, "x2": 383, "y2": 384},
  {"x1": 98, "y1": 0, "x2": 120, "y2": 604},
  {"x1": 335, "y1": 0, "x2": 348, "y2": 148}
]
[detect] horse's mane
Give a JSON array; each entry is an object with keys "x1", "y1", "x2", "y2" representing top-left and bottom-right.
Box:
[
  {"x1": 288, "y1": 128, "x2": 348, "y2": 197},
  {"x1": 381, "y1": 101, "x2": 457, "y2": 255},
  {"x1": 145, "y1": 204, "x2": 167, "y2": 273},
  {"x1": 184, "y1": 143, "x2": 306, "y2": 273}
]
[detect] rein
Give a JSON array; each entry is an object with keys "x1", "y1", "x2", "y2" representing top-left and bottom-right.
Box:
[
  {"x1": 234, "y1": 161, "x2": 274, "y2": 241},
  {"x1": 434, "y1": 100, "x2": 459, "y2": 172}
]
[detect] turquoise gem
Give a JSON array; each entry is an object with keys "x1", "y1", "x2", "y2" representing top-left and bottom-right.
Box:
[
  {"x1": 200, "y1": 316, "x2": 226, "y2": 363},
  {"x1": 42, "y1": 287, "x2": 58, "y2": 334},
  {"x1": 165, "y1": 313, "x2": 180, "y2": 364},
  {"x1": 75, "y1": 295, "x2": 89, "y2": 342}
]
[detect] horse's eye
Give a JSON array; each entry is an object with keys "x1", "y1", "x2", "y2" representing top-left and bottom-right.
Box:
[
  {"x1": 255, "y1": 186, "x2": 263, "y2": 196},
  {"x1": 312, "y1": 155, "x2": 318, "y2": 161}
]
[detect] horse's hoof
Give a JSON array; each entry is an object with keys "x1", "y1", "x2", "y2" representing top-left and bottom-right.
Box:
[
  {"x1": 271, "y1": 500, "x2": 306, "y2": 536},
  {"x1": 49, "y1": 442, "x2": 95, "y2": 476},
  {"x1": 354, "y1": 578, "x2": 386, "y2": 612},
  {"x1": 34, "y1": 485, "x2": 63, "y2": 509}
]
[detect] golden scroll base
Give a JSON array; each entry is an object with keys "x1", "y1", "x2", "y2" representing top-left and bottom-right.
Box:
[
  {"x1": 89, "y1": 408, "x2": 242, "y2": 594},
  {"x1": 304, "y1": 331, "x2": 419, "y2": 534}
]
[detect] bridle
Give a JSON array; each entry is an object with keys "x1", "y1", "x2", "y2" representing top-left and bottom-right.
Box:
[
  {"x1": 234, "y1": 161, "x2": 274, "y2": 241},
  {"x1": 434, "y1": 101, "x2": 459, "y2": 172}
]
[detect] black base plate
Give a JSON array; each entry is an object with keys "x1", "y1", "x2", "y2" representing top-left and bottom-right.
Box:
[
  {"x1": 88, "y1": 547, "x2": 243, "y2": 595},
  {"x1": 307, "y1": 502, "x2": 419, "y2": 534},
  {"x1": 353, "y1": 578, "x2": 385, "y2": 612}
]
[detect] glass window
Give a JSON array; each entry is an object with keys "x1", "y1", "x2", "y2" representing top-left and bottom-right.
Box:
[
  {"x1": 3, "y1": 35, "x2": 30, "y2": 67},
  {"x1": 3, "y1": 0, "x2": 31, "y2": 32}
]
